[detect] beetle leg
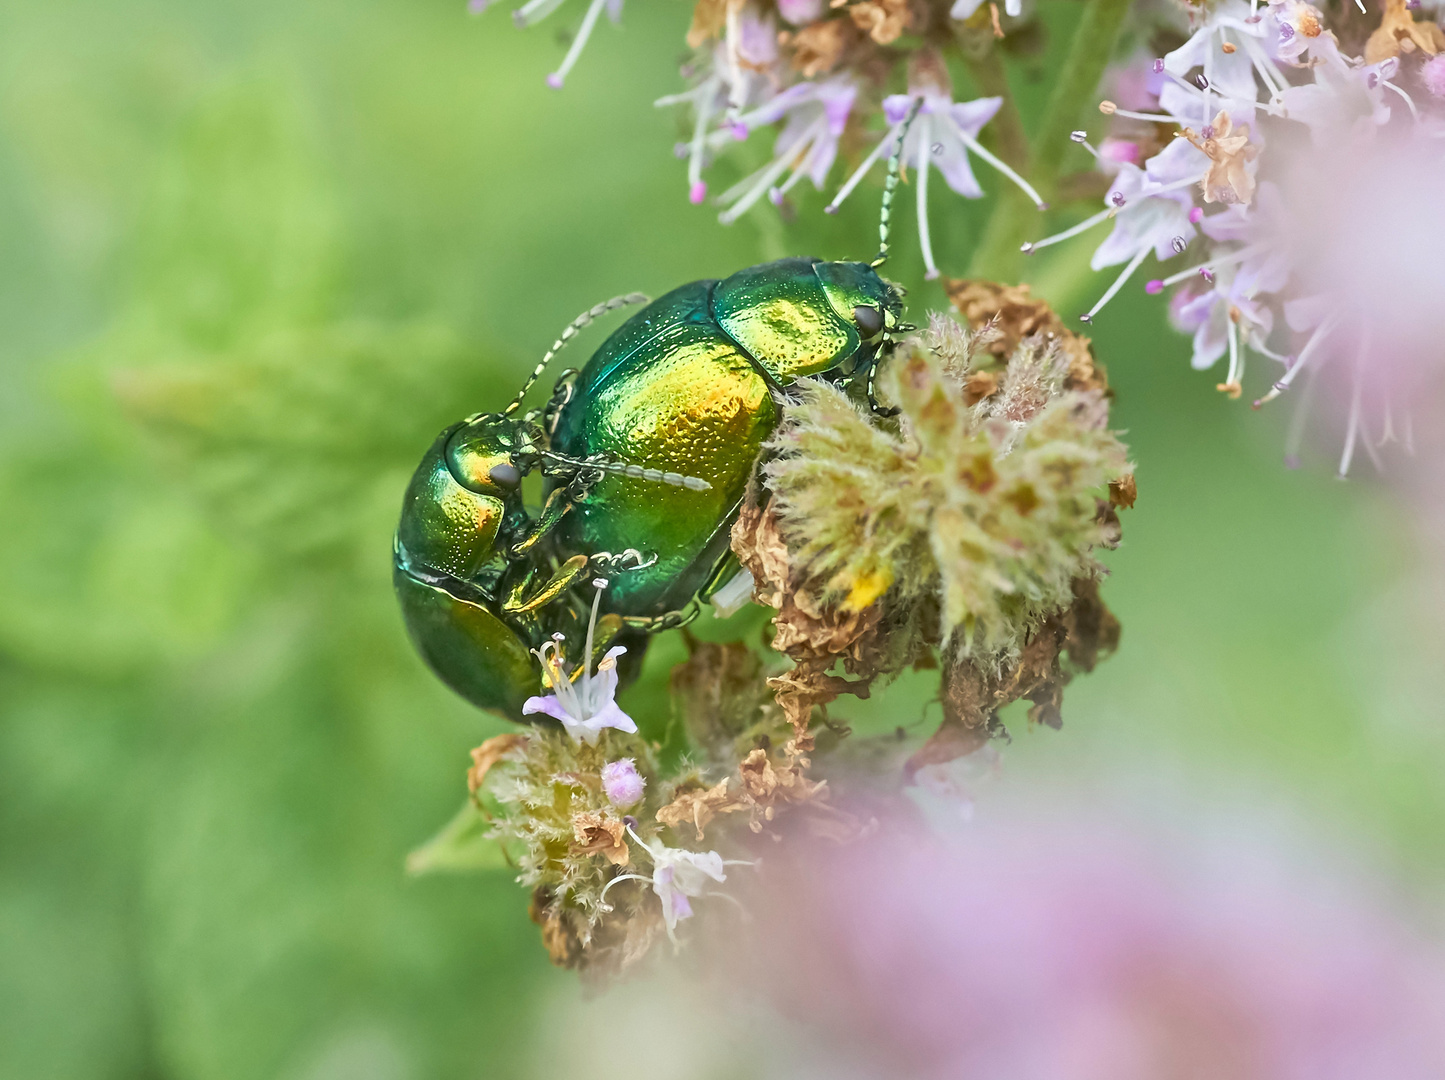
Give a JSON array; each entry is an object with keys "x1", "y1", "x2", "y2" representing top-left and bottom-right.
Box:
[
  {"x1": 866, "y1": 353, "x2": 900, "y2": 418},
  {"x1": 503, "y1": 554, "x2": 591, "y2": 616},
  {"x1": 620, "y1": 599, "x2": 702, "y2": 633},
  {"x1": 510, "y1": 487, "x2": 575, "y2": 557}
]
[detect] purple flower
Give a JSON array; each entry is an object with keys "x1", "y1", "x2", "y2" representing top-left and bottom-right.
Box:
[
  {"x1": 522, "y1": 585, "x2": 637, "y2": 746},
  {"x1": 716, "y1": 77, "x2": 858, "y2": 222},
  {"x1": 600, "y1": 824, "x2": 735, "y2": 939},
  {"x1": 600, "y1": 758, "x2": 646, "y2": 807},
  {"x1": 830, "y1": 75, "x2": 1042, "y2": 279},
  {"x1": 719, "y1": 815, "x2": 1445, "y2": 1078}
]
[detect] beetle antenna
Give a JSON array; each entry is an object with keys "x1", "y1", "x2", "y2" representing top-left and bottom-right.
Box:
[
  {"x1": 871, "y1": 97, "x2": 924, "y2": 270},
  {"x1": 502, "y1": 292, "x2": 651, "y2": 417},
  {"x1": 540, "y1": 448, "x2": 713, "y2": 491}
]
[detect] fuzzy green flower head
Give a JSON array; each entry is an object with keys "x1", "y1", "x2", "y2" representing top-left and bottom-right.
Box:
[{"x1": 762, "y1": 313, "x2": 1132, "y2": 660}]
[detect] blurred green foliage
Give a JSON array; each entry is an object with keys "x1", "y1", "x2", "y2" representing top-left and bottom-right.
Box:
[{"x1": 1, "y1": 1, "x2": 1441, "y2": 1078}]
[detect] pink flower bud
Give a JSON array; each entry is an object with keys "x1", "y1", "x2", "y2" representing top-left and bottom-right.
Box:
[
  {"x1": 601, "y1": 758, "x2": 645, "y2": 807},
  {"x1": 1423, "y1": 55, "x2": 1445, "y2": 99}
]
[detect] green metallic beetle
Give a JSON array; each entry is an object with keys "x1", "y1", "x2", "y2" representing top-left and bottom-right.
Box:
[
  {"x1": 393, "y1": 362, "x2": 711, "y2": 719},
  {"x1": 395, "y1": 100, "x2": 922, "y2": 717},
  {"x1": 531, "y1": 103, "x2": 924, "y2": 628}
]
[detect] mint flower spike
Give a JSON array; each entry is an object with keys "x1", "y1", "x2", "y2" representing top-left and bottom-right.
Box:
[{"x1": 521, "y1": 578, "x2": 637, "y2": 745}]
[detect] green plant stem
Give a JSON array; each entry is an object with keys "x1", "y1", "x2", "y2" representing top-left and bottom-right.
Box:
[{"x1": 966, "y1": 0, "x2": 1133, "y2": 282}]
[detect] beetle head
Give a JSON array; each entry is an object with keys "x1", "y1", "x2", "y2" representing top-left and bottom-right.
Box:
[
  {"x1": 446, "y1": 415, "x2": 529, "y2": 497},
  {"x1": 395, "y1": 417, "x2": 532, "y2": 585},
  {"x1": 814, "y1": 260, "x2": 906, "y2": 343}
]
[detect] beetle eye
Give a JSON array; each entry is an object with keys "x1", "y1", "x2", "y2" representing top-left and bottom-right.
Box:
[
  {"x1": 487, "y1": 462, "x2": 521, "y2": 489},
  {"x1": 853, "y1": 304, "x2": 884, "y2": 338}
]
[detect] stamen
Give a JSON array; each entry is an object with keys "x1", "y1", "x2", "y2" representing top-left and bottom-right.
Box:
[
  {"x1": 1079, "y1": 247, "x2": 1150, "y2": 323},
  {"x1": 719, "y1": 116, "x2": 827, "y2": 223},
  {"x1": 686, "y1": 79, "x2": 718, "y2": 203},
  {"x1": 725, "y1": 2, "x2": 745, "y2": 115},
  {"x1": 1225, "y1": 317, "x2": 1243, "y2": 388},
  {"x1": 1101, "y1": 104, "x2": 1181, "y2": 123},
  {"x1": 1021, "y1": 205, "x2": 1115, "y2": 254},
  {"x1": 514, "y1": 0, "x2": 565, "y2": 27},
  {"x1": 951, "y1": 118, "x2": 1047, "y2": 208},
  {"x1": 827, "y1": 123, "x2": 900, "y2": 212},
  {"x1": 915, "y1": 113, "x2": 940, "y2": 280},
  {"x1": 1254, "y1": 314, "x2": 1340, "y2": 407},
  {"x1": 1383, "y1": 79, "x2": 1421, "y2": 121},
  {"x1": 1239, "y1": 36, "x2": 1288, "y2": 100},
  {"x1": 546, "y1": 0, "x2": 609, "y2": 89},
  {"x1": 1158, "y1": 244, "x2": 1261, "y2": 287}
]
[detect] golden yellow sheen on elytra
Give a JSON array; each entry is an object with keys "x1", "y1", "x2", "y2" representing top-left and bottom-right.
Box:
[{"x1": 550, "y1": 257, "x2": 901, "y2": 621}]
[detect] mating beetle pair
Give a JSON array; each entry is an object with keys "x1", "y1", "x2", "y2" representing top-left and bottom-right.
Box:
[{"x1": 394, "y1": 105, "x2": 921, "y2": 721}]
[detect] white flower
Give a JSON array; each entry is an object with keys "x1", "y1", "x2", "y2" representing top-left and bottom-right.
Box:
[
  {"x1": 1161, "y1": 0, "x2": 1270, "y2": 121},
  {"x1": 648, "y1": 845, "x2": 727, "y2": 930},
  {"x1": 522, "y1": 638, "x2": 635, "y2": 744},
  {"x1": 828, "y1": 71, "x2": 1043, "y2": 279},
  {"x1": 715, "y1": 76, "x2": 858, "y2": 222},
  {"x1": 600, "y1": 824, "x2": 740, "y2": 939}
]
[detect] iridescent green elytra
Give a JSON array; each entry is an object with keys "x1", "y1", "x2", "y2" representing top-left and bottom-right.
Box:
[{"x1": 548, "y1": 255, "x2": 904, "y2": 619}]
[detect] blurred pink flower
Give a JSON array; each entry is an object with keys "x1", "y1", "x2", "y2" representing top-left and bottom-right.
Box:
[{"x1": 721, "y1": 817, "x2": 1445, "y2": 1079}]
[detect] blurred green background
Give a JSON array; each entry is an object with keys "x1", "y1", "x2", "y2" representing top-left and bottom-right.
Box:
[{"x1": 2, "y1": 1, "x2": 1441, "y2": 1077}]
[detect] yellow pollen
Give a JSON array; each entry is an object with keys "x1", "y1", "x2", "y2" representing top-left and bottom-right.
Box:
[
  {"x1": 1099, "y1": 100, "x2": 1117, "y2": 115},
  {"x1": 1221, "y1": 41, "x2": 1237, "y2": 53},
  {"x1": 841, "y1": 567, "x2": 894, "y2": 612},
  {"x1": 1216, "y1": 381, "x2": 1243, "y2": 399}
]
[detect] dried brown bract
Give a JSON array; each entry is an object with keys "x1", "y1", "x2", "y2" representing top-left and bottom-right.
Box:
[
  {"x1": 780, "y1": 18, "x2": 863, "y2": 77},
  {"x1": 467, "y1": 732, "x2": 527, "y2": 796},
  {"x1": 906, "y1": 576, "x2": 1122, "y2": 774},
  {"x1": 572, "y1": 811, "x2": 631, "y2": 866},
  {"x1": 944, "y1": 278, "x2": 1108, "y2": 395}
]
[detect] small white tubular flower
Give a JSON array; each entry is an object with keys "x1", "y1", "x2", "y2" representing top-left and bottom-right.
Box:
[
  {"x1": 1280, "y1": 43, "x2": 1398, "y2": 140},
  {"x1": 650, "y1": 845, "x2": 727, "y2": 930},
  {"x1": 1025, "y1": 141, "x2": 1198, "y2": 323},
  {"x1": 829, "y1": 72, "x2": 1043, "y2": 280},
  {"x1": 471, "y1": 0, "x2": 623, "y2": 89},
  {"x1": 716, "y1": 77, "x2": 857, "y2": 223},
  {"x1": 1170, "y1": 271, "x2": 1276, "y2": 377},
  {"x1": 1265, "y1": 0, "x2": 1328, "y2": 62},
  {"x1": 627, "y1": 826, "x2": 728, "y2": 931},
  {"x1": 600, "y1": 823, "x2": 734, "y2": 937},
  {"x1": 1161, "y1": 0, "x2": 1273, "y2": 124},
  {"x1": 523, "y1": 639, "x2": 636, "y2": 744},
  {"x1": 522, "y1": 579, "x2": 636, "y2": 745}
]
